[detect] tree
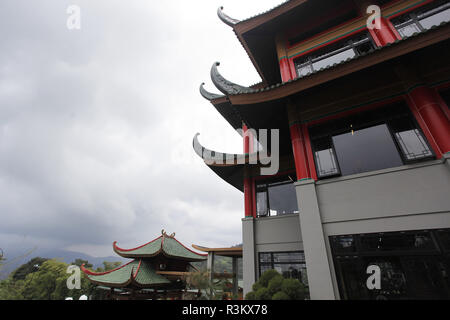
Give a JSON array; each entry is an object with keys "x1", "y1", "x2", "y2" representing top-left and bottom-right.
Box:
[
  {"x1": 12, "y1": 257, "x2": 48, "y2": 281},
  {"x1": 71, "y1": 259, "x2": 92, "y2": 269},
  {"x1": 0, "y1": 257, "x2": 111, "y2": 300},
  {"x1": 0, "y1": 248, "x2": 4, "y2": 270},
  {"x1": 245, "y1": 269, "x2": 308, "y2": 300}
]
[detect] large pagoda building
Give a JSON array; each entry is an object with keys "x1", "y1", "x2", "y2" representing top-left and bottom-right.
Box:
[
  {"x1": 81, "y1": 231, "x2": 207, "y2": 300},
  {"x1": 194, "y1": 0, "x2": 450, "y2": 300}
]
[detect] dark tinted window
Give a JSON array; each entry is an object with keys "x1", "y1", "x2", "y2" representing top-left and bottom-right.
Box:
[
  {"x1": 359, "y1": 231, "x2": 437, "y2": 252},
  {"x1": 256, "y1": 177, "x2": 298, "y2": 217},
  {"x1": 309, "y1": 103, "x2": 434, "y2": 179},
  {"x1": 332, "y1": 124, "x2": 403, "y2": 176}
]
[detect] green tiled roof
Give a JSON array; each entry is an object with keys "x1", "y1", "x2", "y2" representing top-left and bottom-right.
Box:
[
  {"x1": 162, "y1": 236, "x2": 206, "y2": 261},
  {"x1": 113, "y1": 233, "x2": 207, "y2": 261},
  {"x1": 82, "y1": 260, "x2": 171, "y2": 288},
  {"x1": 114, "y1": 237, "x2": 163, "y2": 257}
]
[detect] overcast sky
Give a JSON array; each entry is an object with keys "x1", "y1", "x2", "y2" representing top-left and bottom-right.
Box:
[{"x1": 0, "y1": 0, "x2": 283, "y2": 258}]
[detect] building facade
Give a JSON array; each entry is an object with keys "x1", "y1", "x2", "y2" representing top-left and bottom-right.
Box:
[{"x1": 194, "y1": 0, "x2": 450, "y2": 300}]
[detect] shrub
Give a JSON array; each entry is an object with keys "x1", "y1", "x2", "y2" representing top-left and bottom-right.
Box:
[
  {"x1": 281, "y1": 278, "x2": 307, "y2": 300},
  {"x1": 267, "y1": 274, "x2": 284, "y2": 295},
  {"x1": 272, "y1": 291, "x2": 290, "y2": 300},
  {"x1": 258, "y1": 269, "x2": 279, "y2": 287},
  {"x1": 254, "y1": 287, "x2": 271, "y2": 300}
]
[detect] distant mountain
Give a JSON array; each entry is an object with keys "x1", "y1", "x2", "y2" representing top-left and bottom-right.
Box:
[{"x1": 0, "y1": 248, "x2": 127, "y2": 280}]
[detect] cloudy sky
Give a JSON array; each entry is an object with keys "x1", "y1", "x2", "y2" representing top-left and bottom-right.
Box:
[{"x1": 0, "y1": 0, "x2": 283, "y2": 258}]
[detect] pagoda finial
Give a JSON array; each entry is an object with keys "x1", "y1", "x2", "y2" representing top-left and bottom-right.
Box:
[
  {"x1": 200, "y1": 83, "x2": 224, "y2": 101},
  {"x1": 161, "y1": 230, "x2": 176, "y2": 239},
  {"x1": 217, "y1": 6, "x2": 240, "y2": 27},
  {"x1": 210, "y1": 62, "x2": 250, "y2": 95}
]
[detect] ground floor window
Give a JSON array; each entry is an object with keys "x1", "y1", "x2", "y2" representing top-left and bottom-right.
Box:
[
  {"x1": 258, "y1": 251, "x2": 308, "y2": 286},
  {"x1": 330, "y1": 229, "x2": 450, "y2": 300}
]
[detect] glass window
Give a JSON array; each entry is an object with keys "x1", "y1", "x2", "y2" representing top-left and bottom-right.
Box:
[
  {"x1": 256, "y1": 189, "x2": 268, "y2": 217},
  {"x1": 313, "y1": 137, "x2": 340, "y2": 178},
  {"x1": 392, "y1": 1, "x2": 450, "y2": 37},
  {"x1": 309, "y1": 102, "x2": 434, "y2": 179},
  {"x1": 332, "y1": 124, "x2": 403, "y2": 176},
  {"x1": 258, "y1": 251, "x2": 308, "y2": 287},
  {"x1": 331, "y1": 235, "x2": 356, "y2": 253},
  {"x1": 436, "y1": 230, "x2": 450, "y2": 252},
  {"x1": 256, "y1": 177, "x2": 298, "y2": 217},
  {"x1": 358, "y1": 231, "x2": 437, "y2": 252},
  {"x1": 389, "y1": 116, "x2": 433, "y2": 161},
  {"x1": 397, "y1": 23, "x2": 421, "y2": 37},
  {"x1": 419, "y1": 7, "x2": 450, "y2": 29},
  {"x1": 330, "y1": 229, "x2": 450, "y2": 300},
  {"x1": 312, "y1": 48, "x2": 355, "y2": 71},
  {"x1": 295, "y1": 32, "x2": 375, "y2": 78},
  {"x1": 273, "y1": 252, "x2": 305, "y2": 263}
]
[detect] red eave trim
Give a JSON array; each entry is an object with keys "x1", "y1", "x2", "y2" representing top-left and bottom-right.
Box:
[
  {"x1": 81, "y1": 260, "x2": 134, "y2": 277},
  {"x1": 133, "y1": 260, "x2": 142, "y2": 279},
  {"x1": 113, "y1": 236, "x2": 162, "y2": 253}
]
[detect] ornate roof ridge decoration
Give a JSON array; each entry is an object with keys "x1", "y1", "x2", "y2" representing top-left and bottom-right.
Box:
[
  {"x1": 200, "y1": 82, "x2": 225, "y2": 101},
  {"x1": 161, "y1": 229, "x2": 176, "y2": 239},
  {"x1": 112, "y1": 231, "x2": 207, "y2": 260},
  {"x1": 217, "y1": 6, "x2": 240, "y2": 27},
  {"x1": 211, "y1": 62, "x2": 251, "y2": 95}
]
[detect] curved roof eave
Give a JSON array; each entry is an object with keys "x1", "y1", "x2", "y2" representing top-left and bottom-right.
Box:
[
  {"x1": 210, "y1": 62, "x2": 251, "y2": 96},
  {"x1": 193, "y1": 133, "x2": 260, "y2": 167},
  {"x1": 200, "y1": 82, "x2": 225, "y2": 101},
  {"x1": 217, "y1": 6, "x2": 240, "y2": 27}
]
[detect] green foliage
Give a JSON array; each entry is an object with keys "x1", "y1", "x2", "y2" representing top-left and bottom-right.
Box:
[
  {"x1": 272, "y1": 291, "x2": 290, "y2": 300},
  {"x1": 245, "y1": 269, "x2": 308, "y2": 301},
  {"x1": 281, "y1": 278, "x2": 307, "y2": 300},
  {"x1": 101, "y1": 261, "x2": 122, "y2": 272},
  {"x1": 254, "y1": 287, "x2": 271, "y2": 300},
  {"x1": 0, "y1": 256, "x2": 119, "y2": 300},
  {"x1": 72, "y1": 259, "x2": 92, "y2": 269},
  {"x1": 12, "y1": 257, "x2": 48, "y2": 281},
  {"x1": 258, "y1": 269, "x2": 279, "y2": 287},
  {"x1": 267, "y1": 274, "x2": 284, "y2": 295}
]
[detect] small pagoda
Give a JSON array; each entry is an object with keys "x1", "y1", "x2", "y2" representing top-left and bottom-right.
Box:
[{"x1": 81, "y1": 230, "x2": 207, "y2": 300}]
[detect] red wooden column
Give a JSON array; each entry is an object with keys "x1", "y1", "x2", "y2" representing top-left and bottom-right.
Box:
[
  {"x1": 276, "y1": 34, "x2": 294, "y2": 82},
  {"x1": 243, "y1": 124, "x2": 255, "y2": 218},
  {"x1": 407, "y1": 86, "x2": 450, "y2": 157},
  {"x1": 279, "y1": 58, "x2": 293, "y2": 82},
  {"x1": 289, "y1": 123, "x2": 312, "y2": 181},
  {"x1": 369, "y1": 17, "x2": 401, "y2": 46}
]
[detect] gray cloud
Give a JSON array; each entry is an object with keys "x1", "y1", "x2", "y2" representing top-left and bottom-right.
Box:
[{"x1": 0, "y1": 0, "x2": 282, "y2": 258}]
